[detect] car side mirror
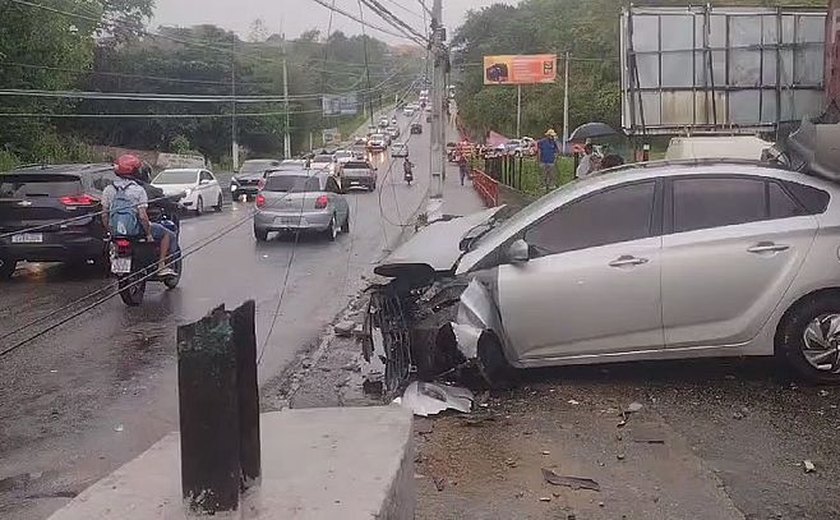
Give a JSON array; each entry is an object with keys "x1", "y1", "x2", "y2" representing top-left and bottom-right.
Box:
[
  {"x1": 200, "y1": 179, "x2": 210, "y2": 185},
  {"x1": 507, "y1": 239, "x2": 530, "y2": 264}
]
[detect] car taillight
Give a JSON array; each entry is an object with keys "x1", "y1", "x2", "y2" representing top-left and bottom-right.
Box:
[
  {"x1": 114, "y1": 239, "x2": 132, "y2": 256},
  {"x1": 255, "y1": 194, "x2": 266, "y2": 208},
  {"x1": 61, "y1": 194, "x2": 98, "y2": 207},
  {"x1": 314, "y1": 195, "x2": 329, "y2": 209}
]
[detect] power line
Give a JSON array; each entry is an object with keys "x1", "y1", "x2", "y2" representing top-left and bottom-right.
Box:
[
  {"x1": 307, "y1": 0, "x2": 420, "y2": 43},
  {"x1": 0, "y1": 110, "x2": 324, "y2": 119},
  {"x1": 380, "y1": 0, "x2": 424, "y2": 20},
  {"x1": 360, "y1": 0, "x2": 428, "y2": 45}
]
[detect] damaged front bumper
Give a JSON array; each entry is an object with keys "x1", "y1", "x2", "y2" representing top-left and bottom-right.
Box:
[{"x1": 362, "y1": 273, "x2": 508, "y2": 396}]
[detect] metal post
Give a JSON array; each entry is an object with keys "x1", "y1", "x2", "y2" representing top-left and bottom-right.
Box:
[
  {"x1": 178, "y1": 306, "x2": 241, "y2": 514},
  {"x1": 428, "y1": 0, "x2": 446, "y2": 218},
  {"x1": 231, "y1": 35, "x2": 239, "y2": 172},
  {"x1": 232, "y1": 300, "x2": 260, "y2": 489},
  {"x1": 562, "y1": 51, "x2": 570, "y2": 149},
  {"x1": 516, "y1": 84, "x2": 522, "y2": 138},
  {"x1": 282, "y1": 36, "x2": 291, "y2": 159}
]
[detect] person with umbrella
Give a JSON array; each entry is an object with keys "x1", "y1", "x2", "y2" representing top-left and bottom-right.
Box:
[
  {"x1": 537, "y1": 129, "x2": 560, "y2": 191},
  {"x1": 576, "y1": 141, "x2": 598, "y2": 178}
]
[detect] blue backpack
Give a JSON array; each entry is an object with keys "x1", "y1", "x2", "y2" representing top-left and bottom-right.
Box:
[{"x1": 109, "y1": 183, "x2": 142, "y2": 236}]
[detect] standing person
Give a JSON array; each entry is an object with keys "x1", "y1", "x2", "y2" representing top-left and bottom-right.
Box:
[
  {"x1": 457, "y1": 153, "x2": 470, "y2": 186},
  {"x1": 537, "y1": 129, "x2": 560, "y2": 192},
  {"x1": 576, "y1": 142, "x2": 597, "y2": 179}
]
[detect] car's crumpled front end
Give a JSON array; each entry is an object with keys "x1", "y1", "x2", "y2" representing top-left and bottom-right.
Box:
[{"x1": 360, "y1": 208, "x2": 509, "y2": 396}]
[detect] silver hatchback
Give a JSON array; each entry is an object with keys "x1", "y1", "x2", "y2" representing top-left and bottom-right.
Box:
[
  {"x1": 253, "y1": 170, "x2": 349, "y2": 242},
  {"x1": 368, "y1": 160, "x2": 840, "y2": 388}
]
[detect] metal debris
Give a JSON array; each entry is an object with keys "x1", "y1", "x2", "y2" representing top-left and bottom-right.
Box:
[
  {"x1": 541, "y1": 468, "x2": 601, "y2": 492},
  {"x1": 804, "y1": 460, "x2": 816, "y2": 473},
  {"x1": 539, "y1": 496, "x2": 552, "y2": 502},
  {"x1": 334, "y1": 321, "x2": 355, "y2": 337},
  {"x1": 626, "y1": 402, "x2": 643, "y2": 413},
  {"x1": 567, "y1": 399, "x2": 580, "y2": 405},
  {"x1": 113, "y1": 424, "x2": 124, "y2": 433},
  {"x1": 395, "y1": 381, "x2": 474, "y2": 417}
]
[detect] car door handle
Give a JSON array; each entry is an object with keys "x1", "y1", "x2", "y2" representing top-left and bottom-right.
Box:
[
  {"x1": 609, "y1": 255, "x2": 649, "y2": 268},
  {"x1": 747, "y1": 242, "x2": 790, "y2": 254}
]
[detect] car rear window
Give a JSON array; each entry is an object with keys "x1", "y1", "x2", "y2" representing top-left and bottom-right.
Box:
[
  {"x1": 264, "y1": 175, "x2": 320, "y2": 193},
  {"x1": 782, "y1": 181, "x2": 829, "y2": 215},
  {"x1": 313, "y1": 155, "x2": 334, "y2": 163},
  {"x1": 240, "y1": 160, "x2": 280, "y2": 174},
  {"x1": 343, "y1": 161, "x2": 370, "y2": 169},
  {"x1": 0, "y1": 174, "x2": 83, "y2": 198}
]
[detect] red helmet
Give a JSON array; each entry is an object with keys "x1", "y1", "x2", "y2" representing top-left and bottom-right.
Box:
[{"x1": 114, "y1": 154, "x2": 143, "y2": 178}]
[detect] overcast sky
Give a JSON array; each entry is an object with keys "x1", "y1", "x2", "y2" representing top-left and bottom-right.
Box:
[{"x1": 152, "y1": 0, "x2": 516, "y2": 43}]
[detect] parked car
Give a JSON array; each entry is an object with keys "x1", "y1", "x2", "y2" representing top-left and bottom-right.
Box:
[
  {"x1": 338, "y1": 160, "x2": 377, "y2": 192},
  {"x1": 253, "y1": 170, "x2": 349, "y2": 242},
  {"x1": 0, "y1": 163, "x2": 117, "y2": 278},
  {"x1": 309, "y1": 153, "x2": 336, "y2": 175},
  {"x1": 367, "y1": 133, "x2": 388, "y2": 152},
  {"x1": 152, "y1": 168, "x2": 223, "y2": 215},
  {"x1": 410, "y1": 123, "x2": 423, "y2": 135},
  {"x1": 231, "y1": 159, "x2": 282, "y2": 200},
  {"x1": 391, "y1": 142, "x2": 409, "y2": 158},
  {"x1": 364, "y1": 160, "x2": 840, "y2": 388}
]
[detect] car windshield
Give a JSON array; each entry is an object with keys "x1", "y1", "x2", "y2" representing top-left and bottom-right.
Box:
[
  {"x1": 312, "y1": 155, "x2": 333, "y2": 163},
  {"x1": 240, "y1": 160, "x2": 278, "y2": 174},
  {"x1": 154, "y1": 170, "x2": 197, "y2": 184},
  {"x1": 343, "y1": 161, "x2": 371, "y2": 170},
  {"x1": 263, "y1": 175, "x2": 320, "y2": 193},
  {"x1": 335, "y1": 151, "x2": 352, "y2": 159},
  {"x1": 0, "y1": 174, "x2": 83, "y2": 197},
  {"x1": 371, "y1": 134, "x2": 385, "y2": 140}
]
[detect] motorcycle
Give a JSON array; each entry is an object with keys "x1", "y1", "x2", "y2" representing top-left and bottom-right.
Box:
[
  {"x1": 110, "y1": 196, "x2": 183, "y2": 306},
  {"x1": 403, "y1": 163, "x2": 414, "y2": 186}
]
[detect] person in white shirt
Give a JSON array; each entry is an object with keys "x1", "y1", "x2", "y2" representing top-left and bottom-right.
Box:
[{"x1": 576, "y1": 143, "x2": 597, "y2": 178}]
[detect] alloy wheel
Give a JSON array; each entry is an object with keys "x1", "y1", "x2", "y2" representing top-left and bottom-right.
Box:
[{"x1": 801, "y1": 314, "x2": 840, "y2": 373}]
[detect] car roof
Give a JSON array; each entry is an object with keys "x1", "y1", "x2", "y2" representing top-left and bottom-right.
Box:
[
  {"x1": 4, "y1": 163, "x2": 114, "y2": 175},
  {"x1": 158, "y1": 168, "x2": 200, "y2": 174},
  {"x1": 266, "y1": 168, "x2": 324, "y2": 178},
  {"x1": 243, "y1": 158, "x2": 281, "y2": 164}
]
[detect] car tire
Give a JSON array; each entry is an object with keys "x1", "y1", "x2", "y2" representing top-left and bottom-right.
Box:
[
  {"x1": 0, "y1": 258, "x2": 16, "y2": 280},
  {"x1": 341, "y1": 215, "x2": 350, "y2": 233},
  {"x1": 254, "y1": 226, "x2": 269, "y2": 242},
  {"x1": 477, "y1": 333, "x2": 518, "y2": 390},
  {"x1": 776, "y1": 292, "x2": 840, "y2": 384},
  {"x1": 195, "y1": 196, "x2": 204, "y2": 215},
  {"x1": 214, "y1": 193, "x2": 223, "y2": 212},
  {"x1": 324, "y1": 216, "x2": 337, "y2": 242}
]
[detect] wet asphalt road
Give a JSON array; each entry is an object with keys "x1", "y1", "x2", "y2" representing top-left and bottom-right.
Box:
[{"x1": 0, "y1": 114, "x2": 430, "y2": 518}]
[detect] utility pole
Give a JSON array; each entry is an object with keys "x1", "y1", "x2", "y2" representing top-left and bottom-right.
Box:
[
  {"x1": 516, "y1": 85, "x2": 522, "y2": 138},
  {"x1": 282, "y1": 35, "x2": 291, "y2": 158},
  {"x1": 428, "y1": 0, "x2": 446, "y2": 219},
  {"x1": 562, "y1": 51, "x2": 570, "y2": 149},
  {"x1": 231, "y1": 35, "x2": 239, "y2": 171}
]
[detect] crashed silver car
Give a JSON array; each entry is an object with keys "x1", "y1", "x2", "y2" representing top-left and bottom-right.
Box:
[{"x1": 364, "y1": 160, "x2": 840, "y2": 392}]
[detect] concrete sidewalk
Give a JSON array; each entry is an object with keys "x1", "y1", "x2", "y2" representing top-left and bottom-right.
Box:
[{"x1": 48, "y1": 407, "x2": 415, "y2": 520}]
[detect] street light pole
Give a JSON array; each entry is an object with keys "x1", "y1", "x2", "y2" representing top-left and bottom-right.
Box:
[
  {"x1": 282, "y1": 35, "x2": 291, "y2": 158},
  {"x1": 428, "y1": 0, "x2": 446, "y2": 218},
  {"x1": 562, "y1": 51, "x2": 570, "y2": 149},
  {"x1": 231, "y1": 35, "x2": 239, "y2": 171}
]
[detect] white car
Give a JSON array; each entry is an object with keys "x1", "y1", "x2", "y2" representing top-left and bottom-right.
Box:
[
  {"x1": 334, "y1": 150, "x2": 355, "y2": 165},
  {"x1": 152, "y1": 168, "x2": 223, "y2": 215},
  {"x1": 309, "y1": 153, "x2": 336, "y2": 175}
]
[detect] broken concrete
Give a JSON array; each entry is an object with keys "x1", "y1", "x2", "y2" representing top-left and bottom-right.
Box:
[{"x1": 48, "y1": 407, "x2": 415, "y2": 520}]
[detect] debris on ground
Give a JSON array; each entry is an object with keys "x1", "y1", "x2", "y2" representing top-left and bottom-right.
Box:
[
  {"x1": 541, "y1": 468, "x2": 601, "y2": 492},
  {"x1": 434, "y1": 476, "x2": 447, "y2": 491},
  {"x1": 539, "y1": 496, "x2": 552, "y2": 502},
  {"x1": 567, "y1": 399, "x2": 580, "y2": 405},
  {"x1": 626, "y1": 402, "x2": 644, "y2": 413},
  {"x1": 395, "y1": 381, "x2": 473, "y2": 417},
  {"x1": 333, "y1": 321, "x2": 356, "y2": 337},
  {"x1": 803, "y1": 460, "x2": 816, "y2": 473},
  {"x1": 113, "y1": 424, "x2": 124, "y2": 433},
  {"x1": 630, "y1": 423, "x2": 666, "y2": 444}
]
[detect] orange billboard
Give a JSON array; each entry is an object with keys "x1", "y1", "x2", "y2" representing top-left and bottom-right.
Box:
[{"x1": 483, "y1": 54, "x2": 557, "y2": 85}]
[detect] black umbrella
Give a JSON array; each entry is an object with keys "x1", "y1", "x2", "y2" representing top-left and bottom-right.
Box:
[{"x1": 568, "y1": 122, "x2": 618, "y2": 142}]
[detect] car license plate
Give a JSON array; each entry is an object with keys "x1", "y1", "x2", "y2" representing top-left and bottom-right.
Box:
[
  {"x1": 11, "y1": 232, "x2": 43, "y2": 243},
  {"x1": 275, "y1": 216, "x2": 299, "y2": 226},
  {"x1": 111, "y1": 256, "x2": 132, "y2": 274}
]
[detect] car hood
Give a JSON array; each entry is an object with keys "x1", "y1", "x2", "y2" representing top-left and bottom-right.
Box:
[
  {"x1": 374, "y1": 206, "x2": 505, "y2": 278},
  {"x1": 154, "y1": 183, "x2": 195, "y2": 195}
]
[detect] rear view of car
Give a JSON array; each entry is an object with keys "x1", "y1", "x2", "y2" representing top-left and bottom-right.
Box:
[
  {"x1": 339, "y1": 161, "x2": 377, "y2": 191},
  {"x1": 231, "y1": 159, "x2": 281, "y2": 200},
  {"x1": 0, "y1": 164, "x2": 113, "y2": 279},
  {"x1": 391, "y1": 143, "x2": 409, "y2": 158},
  {"x1": 253, "y1": 171, "x2": 349, "y2": 242},
  {"x1": 410, "y1": 123, "x2": 423, "y2": 135},
  {"x1": 367, "y1": 134, "x2": 388, "y2": 152}
]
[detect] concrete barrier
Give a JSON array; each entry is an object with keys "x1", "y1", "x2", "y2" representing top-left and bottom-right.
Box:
[{"x1": 49, "y1": 406, "x2": 415, "y2": 520}]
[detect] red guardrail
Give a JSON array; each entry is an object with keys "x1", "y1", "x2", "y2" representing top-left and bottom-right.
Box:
[{"x1": 471, "y1": 168, "x2": 499, "y2": 207}]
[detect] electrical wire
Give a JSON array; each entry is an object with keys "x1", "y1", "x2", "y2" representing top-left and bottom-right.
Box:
[
  {"x1": 360, "y1": 0, "x2": 428, "y2": 45},
  {"x1": 307, "y1": 0, "x2": 420, "y2": 42}
]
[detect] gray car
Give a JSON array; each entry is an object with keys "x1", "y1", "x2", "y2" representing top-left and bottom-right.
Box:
[
  {"x1": 365, "y1": 160, "x2": 840, "y2": 389},
  {"x1": 253, "y1": 170, "x2": 349, "y2": 242},
  {"x1": 338, "y1": 160, "x2": 377, "y2": 192}
]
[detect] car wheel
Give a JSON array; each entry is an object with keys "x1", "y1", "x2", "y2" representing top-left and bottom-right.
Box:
[
  {"x1": 477, "y1": 333, "x2": 518, "y2": 390},
  {"x1": 324, "y1": 216, "x2": 337, "y2": 241},
  {"x1": 214, "y1": 193, "x2": 223, "y2": 212},
  {"x1": 195, "y1": 196, "x2": 204, "y2": 215},
  {"x1": 0, "y1": 258, "x2": 16, "y2": 280},
  {"x1": 254, "y1": 226, "x2": 269, "y2": 242},
  {"x1": 776, "y1": 292, "x2": 840, "y2": 384},
  {"x1": 341, "y1": 214, "x2": 350, "y2": 233}
]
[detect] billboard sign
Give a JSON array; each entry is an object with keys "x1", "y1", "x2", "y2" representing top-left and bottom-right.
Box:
[
  {"x1": 322, "y1": 128, "x2": 341, "y2": 146},
  {"x1": 483, "y1": 54, "x2": 557, "y2": 85},
  {"x1": 322, "y1": 94, "x2": 359, "y2": 116},
  {"x1": 621, "y1": 5, "x2": 827, "y2": 135}
]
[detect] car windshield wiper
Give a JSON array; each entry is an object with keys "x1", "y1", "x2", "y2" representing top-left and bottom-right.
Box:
[{"x1": 459, "y1": 219, "x2": 498, "y2": 252}]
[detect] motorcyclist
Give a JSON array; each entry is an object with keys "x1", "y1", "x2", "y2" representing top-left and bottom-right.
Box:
[
  {"x1": 402, "y1": 158, "x2": 414, "y2": 182},
  {"x1": 101, "y1": 154, "x2": 176, "y2": 277}
]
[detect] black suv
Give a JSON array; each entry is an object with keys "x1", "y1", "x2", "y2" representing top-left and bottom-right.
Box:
[
  {"x1": 0, "y1": 163, "x2": 117, "y2": 279},
  {"x1": 230, "y1": 159, "x2": 282, "y2": 200}
]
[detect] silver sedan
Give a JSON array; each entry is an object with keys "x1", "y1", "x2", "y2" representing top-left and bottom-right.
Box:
[
  {"x1": 253, "y1": 170, "x2": 350, "y2": 241},
  {"x1": 366, "y1": 160, "x2": 840, "y2": 389}
]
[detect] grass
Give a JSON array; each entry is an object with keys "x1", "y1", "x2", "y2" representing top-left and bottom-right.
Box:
[{"x1": 477, "y1": 156, "x2": 576, "y2": 198}]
